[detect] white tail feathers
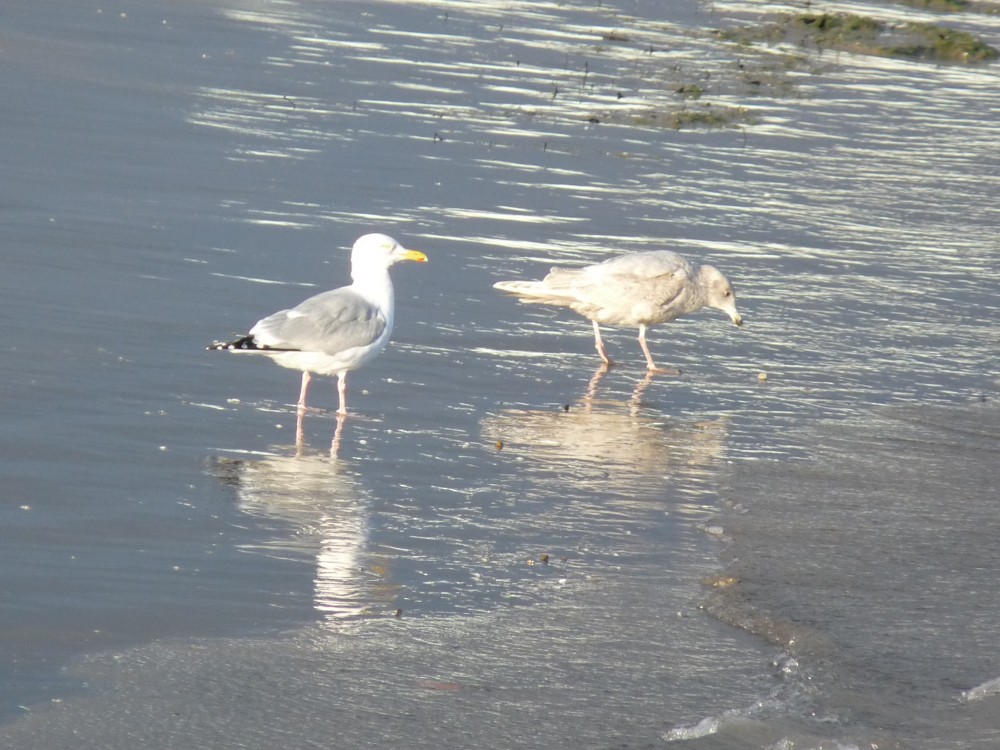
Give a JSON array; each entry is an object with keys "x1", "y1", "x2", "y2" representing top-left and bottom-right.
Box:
[
  {"x1": 493, "y1": 279, "x2": 584, "y2": 307},
  {"x1": 493, "y1": 279, "x2": 546, "y2": 295}
]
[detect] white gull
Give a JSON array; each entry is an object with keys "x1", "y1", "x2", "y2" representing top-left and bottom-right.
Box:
[{"x1": 209, "y1": 233, "x2": 427, "y2": 415}]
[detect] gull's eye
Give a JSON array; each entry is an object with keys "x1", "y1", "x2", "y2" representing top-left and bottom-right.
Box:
[{"x1": 724, "y1": 289, "x2": 732, "y2": 298}]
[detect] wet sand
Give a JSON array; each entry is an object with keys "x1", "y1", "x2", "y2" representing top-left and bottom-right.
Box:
[{"x1": 707, "y1": 402, "x2": 1000, "y2": 747}]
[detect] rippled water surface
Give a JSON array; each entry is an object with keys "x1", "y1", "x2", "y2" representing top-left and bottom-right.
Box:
[{"x1": 1, "y1": 0, "x2": 998, "y2": 746}]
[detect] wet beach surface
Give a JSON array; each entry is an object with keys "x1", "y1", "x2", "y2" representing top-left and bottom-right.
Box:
[{"x1": 1, "y1": 0, "x2": 998, "y2": 746}]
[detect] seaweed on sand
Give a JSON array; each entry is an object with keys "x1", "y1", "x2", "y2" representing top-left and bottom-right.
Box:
[{"x1": 721, "y1": 12, "x2": 998, "y2": 64}]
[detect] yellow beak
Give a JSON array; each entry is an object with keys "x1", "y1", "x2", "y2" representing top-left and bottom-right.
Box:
[{"x1": 401, "y1": 249, "x2": 428, "y2": 263}]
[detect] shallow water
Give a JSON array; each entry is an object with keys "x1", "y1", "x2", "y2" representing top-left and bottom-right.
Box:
[
  {"x1": 1, "y1": 0, "x2": 998, "y2": 746},
  {"x1": 705, "y1": 402, "x2": 1000, "y2": 748}
]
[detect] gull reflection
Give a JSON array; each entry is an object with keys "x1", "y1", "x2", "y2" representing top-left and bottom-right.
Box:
[
  {"x1": 295, "y1": 410, "x2": 346, "y2": 458},
  {"x1": 482, "y1": 366, "x2": 731, "y2": 498},
  {"x1": 212, "y1": 446, "x2": 391, "y2": 626},
  {"x1": 585, "y1": 365, "x2": 657, "y2": 414}
]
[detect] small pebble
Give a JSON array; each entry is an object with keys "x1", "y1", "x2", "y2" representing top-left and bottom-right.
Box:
[
  {"x1": 774, "y1": 654, "x2": 799, "y2": 675},
  {"x1": 702, "y1": 574, "x2": 740, "y2": 589}
]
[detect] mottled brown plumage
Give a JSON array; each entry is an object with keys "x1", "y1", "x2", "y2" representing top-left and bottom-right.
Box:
[{"x1": 495, "y1": 250, "x2": 742, "y2": 371}]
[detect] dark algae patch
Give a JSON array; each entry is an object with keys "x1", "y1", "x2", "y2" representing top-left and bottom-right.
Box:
[
  {"x1": 722, "y1": 12, "x2": 998, "y2": 63},
  {"x1": 663, "y1": 104, "x2": 753, "y2": 129},
  {"x1": 674, "y1": 83, "x2": 704, "y2": 100},
  {"x1": 593, "y1": 102, "x2": 754, "y2": 130},
  {"x1": 890, "y1": 20, "x2": 999, "y2": 61}
]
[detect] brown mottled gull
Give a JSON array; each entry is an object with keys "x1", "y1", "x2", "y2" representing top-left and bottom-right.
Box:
[{"x1": 494, "y1": 250, "x2": 742, "y2": 372}]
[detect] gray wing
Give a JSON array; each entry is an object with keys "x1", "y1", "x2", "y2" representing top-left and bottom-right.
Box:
[{"x1": 249, "y1": 288, "x2": 387, "y2": 355}]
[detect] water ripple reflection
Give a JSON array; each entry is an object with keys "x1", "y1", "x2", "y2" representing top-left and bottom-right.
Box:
[
  {"x1": 213, "y1": 448, "x2": 383, "y2": 627},
  {"x1": 481, "y1": 367, "x2": 731, "y2": 506}
]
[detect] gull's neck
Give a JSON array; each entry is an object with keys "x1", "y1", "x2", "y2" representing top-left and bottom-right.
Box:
[
  {"x1": 690, "y1": 266, "x2": 714, "y2": 309},
  {"x1": 352, "y1": 264, "x2": 395, "y2": 325}
]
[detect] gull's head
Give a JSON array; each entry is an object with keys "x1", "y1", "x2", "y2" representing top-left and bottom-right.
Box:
[
  {"x1": 352, "y1": 233, "x2": 428, "y2": 271},
  {"x1": 700, "y1": 265, "x2": 743, "y2": 327}
]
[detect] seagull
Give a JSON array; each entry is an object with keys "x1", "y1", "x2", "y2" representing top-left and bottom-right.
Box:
[
  {"x1": 494, "y1": 250, "x2": 742, "y2": 372},
  {"x1": 208, "y1": 233, "x2": 427, "y2": 416}
]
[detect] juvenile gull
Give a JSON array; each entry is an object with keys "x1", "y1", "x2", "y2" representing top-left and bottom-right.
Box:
[
  {"x1": 208, "y1": 233, "x2": 427, "y2": 415},
  {"x1": 494, "y1": 250, "x2": 742, "y2": 372}
]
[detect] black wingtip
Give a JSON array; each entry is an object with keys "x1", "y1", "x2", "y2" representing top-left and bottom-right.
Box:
[
  {"x1": 206, "y1": 335, "x2": 301, "y2": 353},
  {"x1": 208, "y1": 335, "x2": 258, "y2": 351}
]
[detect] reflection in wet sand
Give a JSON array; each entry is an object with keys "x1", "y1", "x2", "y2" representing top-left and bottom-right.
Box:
[
  {"x1": 295, "y1": 409, "x2": 346, "y2": 457},
  {"x1": 482, "y1": 366, "x2": 731, "y2": 499},
  {"x1": 213, "y1": 447, "x2": 393, "y2": 626},
  {"x1": 584, "y1": 364, "x2": 656, "y2": 413}
]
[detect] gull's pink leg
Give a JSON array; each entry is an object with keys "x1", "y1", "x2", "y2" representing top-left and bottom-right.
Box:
[
  {"x1": 336, "y1": 373, "x2": 348, "y2": 416},
  {"x1": 298, "y1": 370, "x2": 312, "y2": 410},
  {"x1": 592, "y1": 320, "x2": 614, "y2": 366},
  {"x1": 638, "y1": 324, "x2": 681, "y2": 375}
]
